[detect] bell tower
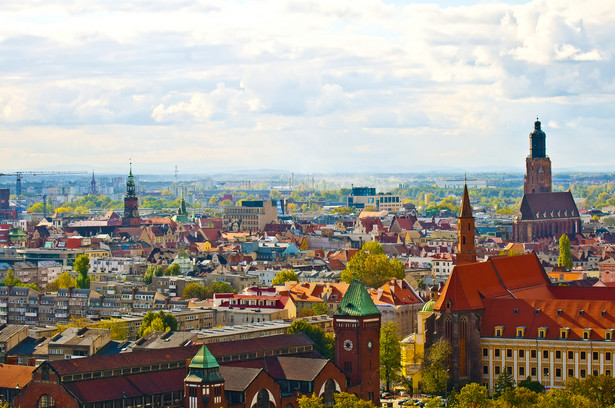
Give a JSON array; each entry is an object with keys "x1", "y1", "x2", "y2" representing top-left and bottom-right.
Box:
[
  {"x1": 122, "y1": 163, "x2": 141, "y2": 227},
  {"x1": 184, "y1": 345, "x2": 225, "y2": 408},
  {"x1": 334, "y1": 280, "x2": 380, "y2": 405},
  {"x1": 524, "y1": 118, "x2": 552, "y2": 194},
  {"x1": 456, "y1": 182, "x2": 476, "y2": 265}
]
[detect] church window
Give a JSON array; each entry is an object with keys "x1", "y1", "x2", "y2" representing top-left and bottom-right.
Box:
[{"x1": 37, "y1": 395, "x2": 56, "y2": 408}]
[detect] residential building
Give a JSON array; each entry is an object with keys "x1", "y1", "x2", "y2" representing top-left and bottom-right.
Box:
[
  {"x1": 346, "y1": 186, "x2": 402, "y2": 212},
  {"x1": 223, "y1": 200, "x2": 282, "y2": 232}
]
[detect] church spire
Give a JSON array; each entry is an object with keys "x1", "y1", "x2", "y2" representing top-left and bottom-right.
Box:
[{"x1": 456, "y1": 180, "x2": 476, "y2": 265}]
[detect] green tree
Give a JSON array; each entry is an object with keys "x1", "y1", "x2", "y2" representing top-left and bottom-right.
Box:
[
  {"x1": 424, "y1": 397, "x2": 445, "y2": 408},
  {"x1": 287, "y1": 320, "x2": 334, "y2": 360},
  {"x1": 164, "y1": 263, "x2": 181, "y2": 276},
  {"x1": 558, "y1": 234, "x2": 573, "y2": 270},
  {"x1": 183, "y1": 283, "x2": 208, "y2": 299},
  {"x1": 421, "y1": 338, "x2": 451, "y2": 395},
  {"x1": 46, "y1": 272, "x2": 76, "y2": 292},
  {"x1": 143, "y1": 265, "x2": 163, "y2": 284},
  {"x1": 297, "y1": 393, "x2": 324, "y2": 408},
  {"x1": 566, "y1": 375, "x2": 615, "y2": 408},
  {"x1": 333, "y1": 392, "x2": 376, "y2": 408},
  {"x1": 494, "y1": 369, "x2": 515, "y2": 397},
  {"x1": 341, "y1": 242, "x2": 404, "y2": 288},
  {"x1": 2, "y1": 269, "x2": 40, "y2": 291},
  {"x1": 93, "y1": 319, "x2": 129, "y2": 340},
  {"x1": 311, "y1": 302, "x2": 329, "y2": 316},
  {"x1": 496, "y1": 387, "x2": 539, "y2": 407},
  {"x1": 74, "y1": 254, "x2": 90, "y2": 289},
  {"x1": 138, "y1": 311, "x2": 178, "y2": 337},
  {"x1": 534, "y1": 389, "x2": 593, "y2": 408},
  {"x1": 456, "y1": 383, "x2": 491, "y2": 407},
  {"x1": 269, "y1": 190, "x2": 282, "y2": 199},
  {"x1": 205, "y1": 280, "x2": 234, "y2": 298},
  {"x1": 272, "y1": 269, "x2": 299, "y2": 285},
  {"x1": 517, "y1": 376, "x2": 544, "y2": 394},
  {"x1": 380, "y1": 322, "x2": 402, "y2": 392},
  {"x1": 208, "y1": 196, "x2": 218, "y2": 205}
]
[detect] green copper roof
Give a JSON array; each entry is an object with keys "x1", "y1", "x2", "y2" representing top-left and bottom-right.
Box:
[
  {"x1": 421, "y1": 300, "x2": 436, "y2": 313},
  {"x1": 190, "y1": 345, "x2": 219, "y2": 369},
  {"x1": 335, "y1": 279, "x2": 380, "y2": 317}
]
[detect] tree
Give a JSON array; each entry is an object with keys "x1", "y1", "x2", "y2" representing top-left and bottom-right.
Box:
[
  {"x1": 311, "y1": 302, "x2": 329, "y2": 316},
  {"x1": 208, "y1": 196, "x2": 218, "y2": 205},
  {"x1": 288, "y1": 203, "x2": 298, "y2": 214},
  {"x1": 424, "y1": 397, "x2": 445, "y2": 408},
  {"x1": 558, "y1": 234, "x2": 573, "y2": 270},
  {"x1": 164, "y1": 263, "x2": 181, "y2": 276},
  {"x1": 494, "y1": 369, "x2": 515, "y2": 397},
  {"x1": 46, "y1": 272, "x2": 76, "y2": 292},
  {"x1": 93, "y1": 319, "x2": 129, "y2": 340},
  {"x1": 380, "y1": 322, "x2": 402, "y2": 392},
  {"x1": 74, "y1": 254, "x2": 90, "y2": 289},
  {"x1": 2, "y1": 269, "x2": 40, "y2": 291},
  {"x1": 143, "y1": 265, "x2": 163, "y2": 284},
  {"x1": 297, "y1": 393, "x2": 324, "y2": 408},
  {"x1": 456, "y1": 383, "x2": 491, "y2": 407},
  {"x1": 333, "y1": 392, "x2": 376, "y2": 408},
  {"x1": 138, "y1": 311, "x2": 178, "y2": 337},
  {"x1": 534, "y1": 389, "x2": 593, "y2": 408},
  {"x1": 421, "y1": 338, "x2": 451, "y2": 395},
  {"x1": 183, "y1": 282, "x2": 208, "y2": 299},
  {"x1": 341, "y1": 242, "x2": 404, "y2": 288},
  {"x1": 496, "y1": 387, "x2": 539, "y2": 407},
  {"x1": 272, "y1": 269, "x2": 299, "y2": 285},
  {"x1": 287, "y1": 320, "x2": 334, "y2": 361},
  {"x1": 566, "y1": 375, "x2": 615, "y2": 408},
  {"x1": 205, "y1": 280, "x2": 234, "y2": 298},
  {"x1": 517, "y1": 376, "x2": 544, "y2": 394},
  {"x1": 269, "y1": 190, "x2": 282, "y2": 199}
]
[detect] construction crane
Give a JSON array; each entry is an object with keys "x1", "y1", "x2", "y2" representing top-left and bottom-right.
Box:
[{"x1": 0, "y1": 171, "x2": 88, "y2": 196}]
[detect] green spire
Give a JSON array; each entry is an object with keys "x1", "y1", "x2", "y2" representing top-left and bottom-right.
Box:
[
  {"x1": 190, "y1": 344, "x2": 219, "y2": 369},
  {"x1": 126, "y1": 163, "x2": 136, "y2": 197},
  {"x1": 336, "y1": 280, "x2": 380, "y2": 317},
  {"x1": 185, "y1": 345, "x2": 224, "y2": 383}
]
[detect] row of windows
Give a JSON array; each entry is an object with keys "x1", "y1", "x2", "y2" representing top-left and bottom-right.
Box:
[
  {"x1": 484, "y1": 348, "x2": 613, "y2": 362},
  {"x1": 484, "y1": 365, "x2": 612, "y2": 379}
]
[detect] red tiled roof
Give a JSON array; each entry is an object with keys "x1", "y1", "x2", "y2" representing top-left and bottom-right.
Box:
[{"x1": 0, "y1": 364, "x2": 35, "y2": 388}]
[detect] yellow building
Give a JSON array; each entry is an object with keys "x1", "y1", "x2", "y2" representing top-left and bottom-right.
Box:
[{"x1": 401, "y1": 295, "x2": 437, "y2": 390}]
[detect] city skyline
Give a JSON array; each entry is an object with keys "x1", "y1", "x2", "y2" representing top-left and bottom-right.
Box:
[{"x1": 1, "y1": 0, "x2": 613, "y2": 173}]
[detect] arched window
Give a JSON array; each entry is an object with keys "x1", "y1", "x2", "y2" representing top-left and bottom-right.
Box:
[
  {"x1": 459, "y1": 317, "x2": 468, "y2": 376},
  {"x1": 255, "y1": 389, "x2": 274, "y2": 408},
  {"x1": 323, "y1": 379, "x2": 337, "y2": 407},
  {"x1": 37, "y1": 395, "x2": 56, "y2": 408}
]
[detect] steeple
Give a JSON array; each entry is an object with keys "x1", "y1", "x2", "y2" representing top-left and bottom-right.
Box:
[
  {"x1": 126, "y1": 163, "x2": 136, "y2": 197},
  {"x1": 456, "y1": 181, "x2": 476, "y2": 265},
  {"x1": 524, "y1": 118, "x2": 552, "y2": 194},
  {"x1": 184, "y1": 345, "x2": 225, "y2": 408},
  {"x1": 89, "y1": 171, "x2": 97, "y2": 195}
]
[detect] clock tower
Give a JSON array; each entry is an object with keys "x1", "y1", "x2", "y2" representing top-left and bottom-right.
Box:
[
  {"x1": 334, "y1": 280, "x2": 381, "y2": 405},
  {"x1": 122, "y1": 164, "x2": 141, "y2": 227}
]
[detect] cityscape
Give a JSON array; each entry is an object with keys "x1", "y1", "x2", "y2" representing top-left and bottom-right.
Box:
[{"x1": 1, "y1": 1, "x2": 615, "y2": 408}]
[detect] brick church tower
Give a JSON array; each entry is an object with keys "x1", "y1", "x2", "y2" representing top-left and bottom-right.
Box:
[
  {"x1": 122, "y1": 163, "x2": 141, "y2": 227},
  {"x1": 456, "y1": 183, "x2": 476, "y2": 265},
  {"x1": 334, "y1": 280, "x2": 381, "y2": 405},
  {"x1": 184, "y1": 345, "x2": 226, "y2": 408},
  {"x1": 524, "y1": 118, "x2": 552, "y2": 194}
]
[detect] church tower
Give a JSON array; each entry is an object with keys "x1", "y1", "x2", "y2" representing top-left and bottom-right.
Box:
[
  {"x1": 89, "y1": 171, "x2": 97, "y2": 195},
  {"x1": 184, "y1": 345, "x2": 225, "y2": 408},
  {"x1": 524, "y1": 118, "x2": 552, "y2": 194},
  {"x1": 456, "y1": 183, "x2": 476, "y2": 265},
  {"x1": 122, "y1": 164, "x2": 141, "y2": 227},
  {"x1": 334, "y1": 280, "x2": 380, "y2": 405}
]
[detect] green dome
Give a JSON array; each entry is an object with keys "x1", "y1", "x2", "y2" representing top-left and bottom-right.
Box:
[{"x1": 421, "y1": 300, "x2": 436, "y2": 313}]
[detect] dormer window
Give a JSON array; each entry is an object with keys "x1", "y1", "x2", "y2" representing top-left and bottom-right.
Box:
[
  {"x1": 606, "y1": 329, "x2": 613, "y2": 341},
  {"x1": 560, "y1": 327, "x2": 570, "y2": 339},
  {"x1": 583, "y1": 328, "x2": 592, "y2": 340},
  {"x1": 602, "y1": 310, "x2": 607, "y2": 318},
  {"x1": 535, "y1": 309, "x2": 541, "y2": 316},
  {"x1": 579, "y1": 310, "x2": 584, "y2": 317},
  {"x1": 513, "y1": 308, "x2": 519, "y2": 315},
  {"x1": 495, "y1": 325, "x2": 504, "y2": 337},
  {"x1": 538, "y1": 327, "x2": 547, "y2": 338},
  {"x1": 557, "y1": 309, "x2": 562, "y2": 316},
  {"x1": 516, "y1": 327, "x2": 526, "y2": 338}
]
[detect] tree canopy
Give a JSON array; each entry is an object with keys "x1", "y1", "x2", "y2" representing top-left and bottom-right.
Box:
[
  {"x1": 297, "y1": 392, "x2": 376, "y2": 408},
  {"x1": 74, "y1": 254, "x2": 90, "y2": 289},
  {"x1": 341, "y1": 242, "x2": 404, "y2": 288},
  {"x1": 421, "y1": 338, "x2": 451, "y2": 395},
  {"x1": 287, "y1": 320, "x2": 334, "y2": 361},
  {"x1": 558, "y1": 234, "x2": 573, "y2": 270},
  {"x1": 272, "y1": 269, "x2": 299, "y2": 285},
  {"x1": 138, "y1": 311, "x2": 178, "y2": 337},
  {"x1": 380, "y1": 322, "x2": 402, "y2": 392},
  {"x1": 2, "y1": 269, "x2": 39, "y2": 291},
  {"x1": 45, "y1": 272, "x2": 76, "y2": 292}
]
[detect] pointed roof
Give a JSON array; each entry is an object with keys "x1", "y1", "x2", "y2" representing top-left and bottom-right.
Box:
[
  {"x1": 335, "y1": 280, "x2": 380, "y2": 317},
  {"x1": 460, "y1": 183, "x2": 472, "y2": 218},
  {"x1": 189, "y1": 344, "x2": 219, "y2": 369}
]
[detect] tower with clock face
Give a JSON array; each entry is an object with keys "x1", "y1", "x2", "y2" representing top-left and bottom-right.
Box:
[
  {"x1": 333, "y1": 279, "x2": 381, "y2": 405},
  {"x1": 122, "y1": 164, "x2": 141, "y2": 227}
]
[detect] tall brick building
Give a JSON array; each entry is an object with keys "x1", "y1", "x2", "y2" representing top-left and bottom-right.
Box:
[{"x1": 513, "y1": 119, "x2": 581, "y2": 242}]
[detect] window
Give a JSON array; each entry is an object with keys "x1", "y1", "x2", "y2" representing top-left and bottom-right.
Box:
[
  {"x1": 556, "y1": 368, "x2": 561, "y2": 377},
  {"x1": 543, "y1": 367, "x2": 549, "y2": 377},
  {"x1": 607, "y1": 352, "x2": 612, "y2": 361},
  {"x1": 506, "y1": 366, "x2": 513, "y2": 375},
  {"x1": 531, "y1": 367, "x2": 537, "y2": 377},
  {"x1": 555, "y1": 350, "x2": 561, "y2": 359},
  {"x1": 594, "y1": 370, "x2": 599, "y2": 376},
  {"x1": 507, "y1": 349, "x2": 513, "y2": 358},
  {"x1": 483, "y1": 348, "x2": 488, "y2": 357},
  {"x1": 519, "y1": 349, "x2": 525, "y2": 358},
  {"x1": 584, "y1": 331, "x2": 590, "y2": 340},
  {"x1": 344, "y1": 362, "x2": 352, "y2": 372},
  {"x1": 495, "y1": 327, "x2": 502, "y2": 337},
  {"x1": 581, "y1": 370, "x2": 586, "y2": 378},
  {"x1": 581, "y1": 351, "x2": 586, "y2": 360},
  {"x1": 593, "y1": 352, "x2": 599, "y2": 361},
  {"x1": 494, "y1": 349, "x2": 501, "y2": 357},
  {"x1": 543, "y1": 350, "x2": 549, "y2": 359},
  {"x1": 568, "y1": 351, "x2": 574, "y2": 360},
  {"x1": 519, "y1": 366, "x2": 525, "y2": 376},
  {"x1": 531, "y1": 350, "x2": 537, "y2": 359},
  {"x1": 608, "y1": 370, "x2": 612, "y2": 376},
  {"x1": 483, "y1": 365, "x2": 488, "y2": 375},
  {"x1": 607, "y1": 332, "x2": 612, "y2": 341},
  {"x1": 569, "y1": 368, "x2": 574, "y2": 377},
  {"x1": 495, "y1": 366, "x2": 501, "y2": 375}
]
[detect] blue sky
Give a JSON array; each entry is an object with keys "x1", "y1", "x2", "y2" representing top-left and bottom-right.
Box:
[{"x1": 0, "y1": 0, "x2": 613, "y2": 174}]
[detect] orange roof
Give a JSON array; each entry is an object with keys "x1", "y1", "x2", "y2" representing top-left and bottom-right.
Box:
[
  {"x1": 370, "y1": 279, "x2": 423, "y2": 306},
  {"x1": 0, "y1": 363, "x2": 35, "y2": 388}
]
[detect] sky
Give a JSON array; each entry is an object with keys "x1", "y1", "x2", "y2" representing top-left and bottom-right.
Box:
[{"x1": 0, "y1": 0, "x2": 614, "y2": 175}]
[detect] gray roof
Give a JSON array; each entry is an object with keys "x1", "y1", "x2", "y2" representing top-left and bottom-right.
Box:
[{"x1": 219, "y1": 366, "x2": 262, "y2": 391}]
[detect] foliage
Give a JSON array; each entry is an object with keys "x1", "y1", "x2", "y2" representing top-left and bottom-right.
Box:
[
  {"x1": 2, "y1": 269, "x2": 40, "y2": 291},
  {"x1": 45, "y1": 272, "x2": 76, "y2": 292},
  {"x1": 534, "y1": 388, "x2": 593, "y2": 408},
  {"x1": 55, "y1": 316, "x2": 88, "y2": 334},
  {"x1": 558, "y1": 234, "x2": 573, "y2": 270},
  {"x1": 93, "y1": 319, "x2": 129, "y2": 340},
  {"x1": 28, "y1": 201, "x2": 56, "y2": 214},
  {"x1": 496, "y1": 387, "x2": 540, "y2": 407},
  {"x1": 164, "y1": 263, "x2": 181, "y2": 276},
  {"x1": 272, "y1": 269, "x2": 299, "y2": 285},
  {"x1": 380, "y1": 322, "x2": 402, "y2": 392},
  {"x1": 494, "y1": 370, "x2": 515, "y2": 397},
  {"x1": 517, "y1": 376, "x2": 544, "y2": 394},
  {"x1": 297, "y1": 392, "x2": 376, "y2": 408},
  {"x1": 138, "y1": 311, "x2": 178, "y2": 337},
  {"x1": 421, "y1": 338, "x2": 451, "y2": 395},
  {"x1": 182, "y1": 282, "x2": 208, "y2": 299},
  {"x1": 269, "y1": 190, "x2": 282, "y2": 199},
  {"x1": 456, "y1": 383, "x2": 491, "y2": 407},
  {"x1": 287, "y1": 320, "x2": 334, "y2": 360},
  {"x1": 424, "y1": 397, "x2": 445, "y2": 408},
  {"x1": 311, "y1": 302, "x2": 329, "y2": 316},
  {"x1": 143, "y1": 265, "x2": 163, "y2": 284},
  {"x1": 329, "y1": 206, "x2": 355, "y2": 215},
  {"x1": 341, "y1": 242, "x2": 404, "y2": 288},
  {"x1": 566, "y1": 375, "x2": 615, "y2": 408},
  {"x1": 74, "y1": 254, "x2": 91, "y2": 289},
  {"x1": 297, "y1": 393, "x2": 324, "y2": 408},
  {"x1": 499, "y1": 249, "x2": 524, "y2": 257},
  {"x1": 206, "y1": 280, "x2": 234, "y2": 297}
]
